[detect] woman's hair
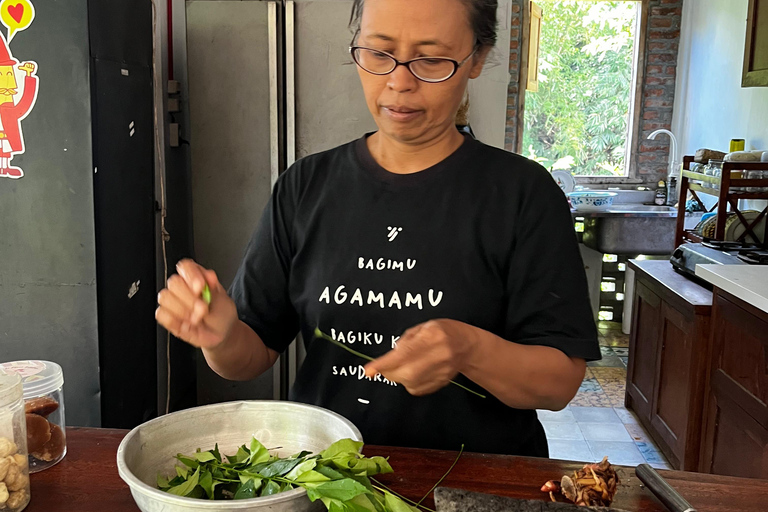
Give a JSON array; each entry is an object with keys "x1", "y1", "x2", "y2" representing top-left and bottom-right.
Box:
[{"x1": 349, "y1": 0, "x2": 498, "y2": 49}]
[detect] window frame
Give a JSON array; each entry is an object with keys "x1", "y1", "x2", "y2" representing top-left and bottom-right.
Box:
[{"x1": 519, "y1": 0, "x2": 650, "y2": 185}]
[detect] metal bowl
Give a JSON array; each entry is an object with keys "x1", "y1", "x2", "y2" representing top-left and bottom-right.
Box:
[{"x1": 117, "y1": 401, "x2": 363, "y2": 512}]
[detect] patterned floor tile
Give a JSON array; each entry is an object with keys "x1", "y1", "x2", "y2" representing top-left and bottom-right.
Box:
[
  {"x1": 636, "y1": 441, "x2": 669, "y2": 465},
  {"x1": 612, "y1": 347, "x2": 629, "y2": 357},
  {"x1": 578, "y1": 378, "x2": 603, "y2": 393}
]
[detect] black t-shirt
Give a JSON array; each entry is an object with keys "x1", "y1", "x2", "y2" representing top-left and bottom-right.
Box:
[{"x1": 230, "y1": 134, "x2": 600, "y2": 456}]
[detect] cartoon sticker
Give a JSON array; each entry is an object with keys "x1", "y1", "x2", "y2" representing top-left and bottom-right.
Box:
[
  {"x1": 0, "y1": 2, "x2": 38, "y2": 180},
  {"x1": 0, "y1": 0, "x2": 34, "y2": 43}
]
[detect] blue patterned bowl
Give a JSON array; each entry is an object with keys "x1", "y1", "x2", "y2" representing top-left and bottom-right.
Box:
[{"x1": 567, "y1": 191, "x2": 618, "y2": 212}]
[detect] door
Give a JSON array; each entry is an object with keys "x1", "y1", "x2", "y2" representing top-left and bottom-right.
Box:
[
  {"x1": 626, "y1": 280, "x2": 661, "y2": 422},
  {"x1": 91, "y1": 59, "x2": 157, "y2": 428},
  {"x1": 701, "y1": 293, "x2": 768, "y2": 478}
]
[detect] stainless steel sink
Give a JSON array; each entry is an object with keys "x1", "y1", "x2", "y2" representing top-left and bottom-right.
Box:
[{"x1": 573, "y1": 204, "x2": 679, "y2": 255}]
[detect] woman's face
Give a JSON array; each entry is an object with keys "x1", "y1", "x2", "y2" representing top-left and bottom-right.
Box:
[{"x1": 356, "y1": 0, "x2": 488, "y2": 145}]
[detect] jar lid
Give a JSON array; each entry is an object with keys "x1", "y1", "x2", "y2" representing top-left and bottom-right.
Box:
[
  {"x1": 0, "y1": 370, "x2": 23, "y2": 408},
  {"x1": 0, "y1": 361, "x2": 64, "y2": 399}
]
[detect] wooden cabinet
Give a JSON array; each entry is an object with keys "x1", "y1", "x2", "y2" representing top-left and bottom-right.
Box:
[
  {"x1": 626, "y1": 260, "x2": 712, "y2": 470},
  {"x1": 700, "y1": 291, "x2": 768, "y2": 478}
]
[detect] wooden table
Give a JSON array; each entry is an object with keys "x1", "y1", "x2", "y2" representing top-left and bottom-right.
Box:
[{"x1": 25, "y1": 428, "x2": 768, "y2": 511}]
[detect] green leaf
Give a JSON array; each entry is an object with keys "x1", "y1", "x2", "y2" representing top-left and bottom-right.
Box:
[
  {"x1": 260, "y1": 480, "x2": 281, "y2": 497},
  {"x1": 285, "y1": 459, "x2": 317, "y2": 480},
  {"x1": 305, "y1": 478, "x2": 369, "y2": 502},
  {"x1": 296, "y1": 470, "x2": 331, "y2": 483},
  {"x1": 320, "y1": 438, "x2": 364, "y2": 460},
  {"x1": 226, "y1": 445, "x2": 252, "y2": 464},
  {"x1": 167, "y1": 467, "x2": 200, "y2": 497},
  {"x1": 175, "y1": 465, "x2": 189, "y2": 479},
  {"x1": 346, "y1": 456, "x2": 393, "y2": 476},
  {"x1": 176, "y1": 455, "x2": 199, "y2": 469},
  {"x1": 248, "y1": 437, "x2": 271, "y2": 465},
  {"x1": 199, "y1": 470, "x2": 216, "y2": 499},
  {"x1": 233, "y1": 478, "x2": 257, "y2": 500},
  {"x1": 314, "y1": 464, "x2": 346, "y2": 481},
  {"x1": 157, "y1": 473, "x2": 170, "y2": 489},
  {"x1": 258, "y1": 457, "x2": 304, "y2": 478},
  {"x1": 384, "y1": 492, "x2": 418, "y2": 512},
  {"x1": 212, "y1": 443, "x2": 222, "y2": 463},
  {"x1": 195, "y1": 451, "x2": 217, "y2": 463},
  {"x1": 239, "y1": 473, "x2": 263, "y2": 493}
]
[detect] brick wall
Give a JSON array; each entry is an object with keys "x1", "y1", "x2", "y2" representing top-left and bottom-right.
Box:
[
  {"x1": 505, "y1": 0, "x2": 524, "y2": 152},
  {"x1": 505, "y1": 0, "x2": 683, "y2": 184}
]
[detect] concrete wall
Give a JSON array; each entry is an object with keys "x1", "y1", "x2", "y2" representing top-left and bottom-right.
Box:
[
  {"x1": 672, "y1": 0, "x2": 768, "y2": 155},
  {"x1": 0, "y1": 0, "x2": 101, "y2": 426}
]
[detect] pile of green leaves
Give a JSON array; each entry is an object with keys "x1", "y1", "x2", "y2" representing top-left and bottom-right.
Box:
[{"x1": 157, "y1": 438, "x2": 420, "y2": 511}]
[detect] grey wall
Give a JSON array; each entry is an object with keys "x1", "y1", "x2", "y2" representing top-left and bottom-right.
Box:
[
  {"x1": 187, "y1": 0, "x2": 276, "y2": 403},
  {"x1": 0, "y1": 0, "x2": 100, "y2": 426}
]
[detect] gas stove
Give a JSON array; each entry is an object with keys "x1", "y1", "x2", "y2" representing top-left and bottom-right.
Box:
[{"x1": 671, "y1": 240, "x2": 767, "y2": 287}]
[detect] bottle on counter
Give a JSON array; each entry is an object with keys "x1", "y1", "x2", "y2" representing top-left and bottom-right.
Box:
[
  {"x1": 655, "y1": 180, "x2": 667, "y2": 205},
  {"x1": 666, "y1": 175, "x2": 678, "y2": 206},
  {"x1": 0, "y1": 371, "x2": 31, "y2": 511}
]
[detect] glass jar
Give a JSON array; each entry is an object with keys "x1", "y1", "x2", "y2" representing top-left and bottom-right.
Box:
[
  {"x1": 746, "y1": 170, "x2": 765, "y2": 192},
  {"x1": 704, "y1": 160, "x2": 723, "y2": 189},
  {"x1": 0, "y1": 371, "x2": 31, "y2": 511},
  {"x1": 0, "y1": 361, "x2": 66, "y2": 473}
]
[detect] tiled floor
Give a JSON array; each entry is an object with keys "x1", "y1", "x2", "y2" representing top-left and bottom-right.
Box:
[{"x1": 539, "y1": 322, "x2": 671, "y2": 469}]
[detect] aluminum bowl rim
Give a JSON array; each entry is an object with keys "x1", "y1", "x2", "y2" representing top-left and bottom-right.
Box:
[{"x1": 116, "y1": 400, "x2": 363, "y2": 509}]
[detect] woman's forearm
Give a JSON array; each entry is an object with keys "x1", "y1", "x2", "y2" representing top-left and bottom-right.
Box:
[
  {"x1": 461, "y1": 328, "x2": 586, "y2": 410},
  {"x1": 202, "y1": 320, "x2": 279, "y2": 381}
]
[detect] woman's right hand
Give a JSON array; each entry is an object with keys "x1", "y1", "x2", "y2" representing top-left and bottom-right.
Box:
[{"x1": 155, "y1": 259, "x2": 238, "y2": 350}]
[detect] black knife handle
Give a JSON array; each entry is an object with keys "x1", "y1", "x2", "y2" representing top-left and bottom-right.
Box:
[{"x1": 636, "y1": 463, "x2": 697, "y2": 512}]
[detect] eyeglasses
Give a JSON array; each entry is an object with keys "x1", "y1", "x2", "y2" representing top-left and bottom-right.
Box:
[{"x1": 349, "y1": 46, "x2": 477, "y2": 83}]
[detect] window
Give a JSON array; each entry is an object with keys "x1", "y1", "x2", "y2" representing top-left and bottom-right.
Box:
[{"x1": 522, "y1": 1, "x2": 642, "y2": 178}]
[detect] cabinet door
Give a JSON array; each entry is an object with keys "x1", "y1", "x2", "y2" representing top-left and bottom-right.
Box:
[
  {"x1": 627, "y1": 281, "x2": 662, "y2": 421},
  {"x1": 701, "y1": 294, "x2": 768, "y2": 478},
  {"x1": 650, "y1": 303, "x2": 705, "y2": 470}
]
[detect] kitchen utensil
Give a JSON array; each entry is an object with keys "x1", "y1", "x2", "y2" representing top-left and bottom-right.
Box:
[
  {"x1": 725, "y1": 210, "x2": 766, "y2": 244},
  {"x1": 434, "y1": 487, "x2": 630, "y2": 512},
  {"x1": 567, "y1": 191, "x2": 618, "y2": 212},
  {"x1": 551, "y1": 170, "x2": 576, "y2": 194},
  {"x1": 117, "y1": 400, "x2": 362, "y2": 512},
  {"x1": 636, "y1": 464, "x2": 696, "y2": 512}
]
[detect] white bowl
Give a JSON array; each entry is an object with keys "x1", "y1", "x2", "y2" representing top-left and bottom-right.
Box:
[
  {"x1": 568, "y1": 191, "x2": 618, "y2": 212},
  {"x1": 117, "y1": 401, "x2": 362, "y2": 512}
]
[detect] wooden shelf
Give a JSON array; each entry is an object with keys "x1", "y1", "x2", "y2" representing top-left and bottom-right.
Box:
[{"x1": 675, "y1": 156, "x2": 768, "y2": 248}]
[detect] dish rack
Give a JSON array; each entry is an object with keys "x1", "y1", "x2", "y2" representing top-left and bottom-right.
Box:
[{"x1": 674, "y1": 156, "x2": 768, "y2": 249}]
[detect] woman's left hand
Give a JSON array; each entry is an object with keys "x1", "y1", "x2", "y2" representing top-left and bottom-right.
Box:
[{"x1": 364, "y1": 319, "x2": 477, "y2": 396}]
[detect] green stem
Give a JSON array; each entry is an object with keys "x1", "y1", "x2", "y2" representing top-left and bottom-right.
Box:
[
  {"x1": 371, "y1": 480, "x2": 436, "y2": 512},
  {"x1": 314, "y1": 328, "x2": 486, "y2": 399},
  {"x1": 416, "y1": 444, "x2": 464, "y2": 506}
]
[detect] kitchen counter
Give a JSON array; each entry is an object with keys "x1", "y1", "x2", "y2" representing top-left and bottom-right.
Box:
[
  {"x1": 24, "y1": 427, "x2": 768, "y2": 511},
  {"x1": 695, "y1": 264, "x2": 768, "y2": 313}
]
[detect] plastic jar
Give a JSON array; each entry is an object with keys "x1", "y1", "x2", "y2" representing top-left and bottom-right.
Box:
[
  {"x1": 0, "y1": 361, "x2": 66, "y2": 473},
  {"x1": 0, "y1": 371, "x2": 31, "y2": 511}
]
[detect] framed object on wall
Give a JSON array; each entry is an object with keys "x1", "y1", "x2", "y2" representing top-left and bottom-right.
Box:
[{"x1": 743, "y1": 0, "x2": 768, "y2": 87}]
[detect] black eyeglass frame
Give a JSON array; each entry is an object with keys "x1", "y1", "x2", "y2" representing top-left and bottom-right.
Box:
[{"x1": 348, "y1": 45, "x2": 478, "y2": 83}]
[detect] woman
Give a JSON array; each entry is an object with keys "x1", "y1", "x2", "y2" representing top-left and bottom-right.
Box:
[{"x1": 156, "y1": 0, "x2": 599, "y2": 457}]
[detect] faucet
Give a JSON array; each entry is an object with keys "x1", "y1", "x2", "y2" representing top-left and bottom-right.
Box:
[{"x1": 647, "y1": 129, "x2": 679, "y2": 177}]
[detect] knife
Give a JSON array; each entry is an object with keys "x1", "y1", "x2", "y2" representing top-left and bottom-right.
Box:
[{"x1": 636, "y1": 463, "x2": 697, "y2": 512}]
